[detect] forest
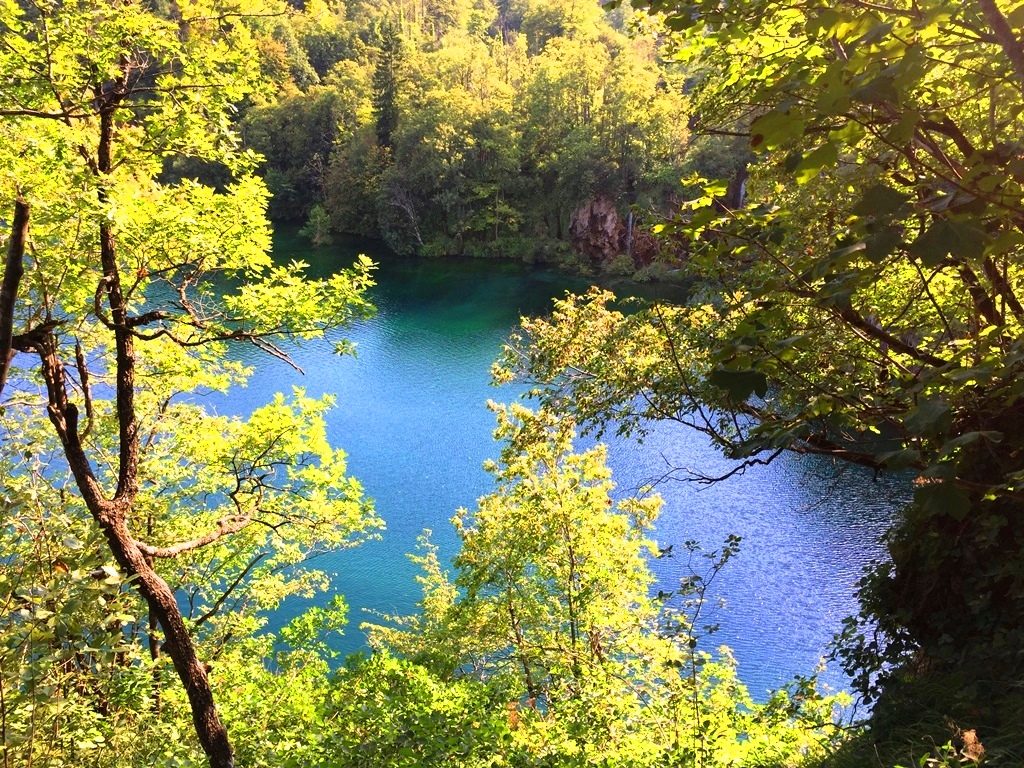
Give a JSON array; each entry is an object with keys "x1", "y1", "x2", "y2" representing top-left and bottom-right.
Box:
[
  {"x1": 1, "y1": 0, "x2": 1023, "y2": 766},
  {"x1": 234, "y1": 0, "x2": 726, "y2": 272}
]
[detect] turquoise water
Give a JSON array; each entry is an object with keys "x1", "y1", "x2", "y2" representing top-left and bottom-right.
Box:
[{"x1": 215, "y1": 232, "x2": 907, "y2": 698}]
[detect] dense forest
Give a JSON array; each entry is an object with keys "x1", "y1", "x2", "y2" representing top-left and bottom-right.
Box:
[
  {"x1": 234, "y1": 0, "x2": 732, "y2": 272},
  {"x1": 2, "y1": 0, "x2": 1024, "y2": 766}
]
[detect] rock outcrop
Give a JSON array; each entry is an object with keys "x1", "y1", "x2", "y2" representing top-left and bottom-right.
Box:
[
  {"x1": 569, "y1": 196, "x2": 660, "y2": 269},
  {"x1": 569, "y1": 196, "x2": 623, "y2": 265}
]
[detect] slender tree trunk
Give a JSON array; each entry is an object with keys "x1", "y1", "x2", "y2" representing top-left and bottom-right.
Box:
[
  {"x1": 28, "y1": 330, "x2": 234, "y2": 768},
  {"x1": 14, "y1": 88, "x2": 238, "y2": 768},
  {"x1": 97, "y1": 100, "x2": 233, "y2": 765},
  {"x1": 724, "y1": 162, "x2": 748, "y2": 211},
  {"x1": 626, "y1": 211, "x2": 633, "y2": 260},
  {"x1": 145, "y1": 535, "x2": 162, "y2": 715},
  {"x1": 506, "y1": 589, "x2": 539, "y2": 700},
  {"x1": 101, "y1": 517, "x2": 233, "y2": 768},
  {"x1": 0, "y1": 199, "x2": 29, "y2": 399}
]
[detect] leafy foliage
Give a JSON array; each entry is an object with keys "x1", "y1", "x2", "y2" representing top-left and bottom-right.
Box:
[
  {"x1": 241, "y1": 0, "x2": 690, "y2": 268},
  {"x1": 499, "y1": 0, "x2": 1024, "y2": 759},
  {"x1": 12, "y1": 0, "x2": 1016, "y2": 765},
  {"x1": 0, "y1": 0, "x2": 378, "y2": 763},
  {"x1": 365, "y1": 404, "x2": 849, "y2": 768}
]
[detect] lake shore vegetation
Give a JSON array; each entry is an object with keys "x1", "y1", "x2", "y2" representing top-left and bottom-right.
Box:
[
  {"x1": 2, "y1": 0, "x2": 1021, "y2": 766},
  {"x1": 238, "y1": 0, "x2": 718, "y2": 276}
]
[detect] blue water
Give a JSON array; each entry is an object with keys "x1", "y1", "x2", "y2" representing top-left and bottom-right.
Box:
[{"x1": 213, "y1": 232, "x2": 907, "y2": 698}]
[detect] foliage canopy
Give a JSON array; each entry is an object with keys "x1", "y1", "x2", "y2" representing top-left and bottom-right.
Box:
[
  {"x1": 7, "y1": 0, "x2": 1023, "y2": 765},
  {"x1": 0, "y1": 0, "x2": 377, "y2": 764},
  {"x1": 499, "y1": 0, "x2": 1024, "y2": 758}
]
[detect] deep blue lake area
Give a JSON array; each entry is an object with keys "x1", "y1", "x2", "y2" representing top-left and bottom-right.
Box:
[{"x1": 212, "y1": 230, "x2": 909, "y2": 698}]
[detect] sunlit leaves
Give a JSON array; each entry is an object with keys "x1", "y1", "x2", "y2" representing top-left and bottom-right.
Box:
[
  {"x1": 0, "y1": 2, "x2": 380, "y2": 764},
  {"x1": 513, "y1": 0, "x2": 1024, "y2": 725},
  {"x1": 222, "y1": 255, "x2": 375, "y2": 339},
  {"x1": 793, "y1": 142, "x2": 838, "y2": 184},
  {"x1": 364, "y1": 401, "x2": 844, "y2": 767},
  {"x1": 750, "y1": 111, "x2": 805, "y2": 151}
]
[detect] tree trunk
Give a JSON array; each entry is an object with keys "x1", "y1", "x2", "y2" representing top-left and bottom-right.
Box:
[
  {"x1": 100, "y1": 516, "x2": 234, "y2": 768},
  {"x1": 30, "y1": 330, "x2": 235, "y2": 768},
  {"x1": 0, "y1": 199, "x2": 29, "y2": 399},
  {"x1": 19, "y1": 91, "x2": 239, "y2": 768},
  {"x1": 977, "y1": 0, "x2": 1024, "y2": 98},
  {"x1": 626, "y1": 211, "x2": 634, "y2": 260}
]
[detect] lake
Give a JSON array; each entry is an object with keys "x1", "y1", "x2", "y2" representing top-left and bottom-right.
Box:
[{"x1": 215, "y1": 230, "x2": 908, "y2": 699}]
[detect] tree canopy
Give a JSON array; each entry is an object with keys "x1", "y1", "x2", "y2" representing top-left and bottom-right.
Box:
[
  {"x1": 498, "y1": 0, "x2": 1024, "y2": 759},
  {"x1": 0, "y1": 0, "x2": 376, "y2": 764},
  {"x1": 240, "y1": 0, "x2": 697, "y2": 270},
  {"x1": 4, "y1": 0, "x2": 1023, "y2": 765}
]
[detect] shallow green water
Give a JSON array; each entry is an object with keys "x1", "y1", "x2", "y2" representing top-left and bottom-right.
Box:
[{"x1": 215, "y1": 231, "x2": 907, "y2": 697}]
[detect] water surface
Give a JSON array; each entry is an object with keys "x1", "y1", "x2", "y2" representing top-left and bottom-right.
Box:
[{"x1": 215, "y1": 231, "x2": 907, "y2": 698}]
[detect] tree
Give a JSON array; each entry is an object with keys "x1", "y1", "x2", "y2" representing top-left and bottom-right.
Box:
[
  {"x1": 260, "y1": 0, "x2": 691, "y2": 263},
  {"x1": 0, "y1": 1, "x2": 377, "y2": 766},
  {"x1": 243, "y1": 88, "x2": 352, "y2": 221},
  {"x1": 501, "y1": 0, "x2": 1024, "y2": 751},
  {"x1": 367, "y1": 403, "x2": 662, "y2": 692},
  {"x1": 365, "y1": 404, "x2": 847, "y2": 767},
  {"x1": 378, "y1": 71, "x2": 523, "y2": 254},
  {"x1": 372, "y1": 17, "x2": 405, "y2": 150},
  {"x1": 451, "y1": 403, "x2": 662, "y2": 702},
  {"x1": 520, "y1": 0, "x2": 604, "y2": 55}
]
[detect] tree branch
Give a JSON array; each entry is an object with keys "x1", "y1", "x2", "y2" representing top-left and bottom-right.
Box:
[
  {"x1": 983, "y1": 256, "x2": 1024, "y2": 322},
  {"x1": 194, "y1": 552, "x2": 268, "y2": 627},
  {"x1": 0, "y1": 107, "x2": 90, "y2": 119},
  {"x1": 954, "y1": 260, "x2": 1004, "y2": 327},
  {"x1": 134, "y1": 515, "x2": 252, "y2": 558},
  {"x1": 74, "y1": 340, "x2": 95, "y2": 438},
  {"x1": 33, "y1": 331, "x2": 108, "y2": 511},
  {"x1": 792, "y1": 433, "x2": 906, "y2": 471},
  {"x1": 126, "y1": 309, "x2": 173, "y2": 328},
  {"x1": 919, "y1": 117, "x2": 977, "y2": 160},
  {"x1": 834, "y1": 304, "x2": 949, "y2": 368},
  {"x1": 977, "y1": 0, "x2": 1024, "y2": 99}
]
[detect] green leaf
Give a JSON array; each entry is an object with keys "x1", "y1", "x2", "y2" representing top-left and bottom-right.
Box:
[
  {"x1": 852, "y1": 184, "x2": 910, "y2": 218},
  {"x1": 99, "y1": 565, "x2": 122, "y2": 585},
  {"x1": 852, "y1": 75, "x2": 898, "y2": 104},
  {"x1": 904, "y1": 398, "x2": 952, "y2": 437},
  {"x1": 946, "y1": 220, "x2": 987, "y2": 260},
  {"x1": 750, "y1": 111, "x2": 806, "y2": 150},
  {"x1": 854, "y1": 20, "x2": 894, "y2": 47},
  {"x1": 910, "y1": 221, "x2": 951, "y2": 266},
  {"x1": 708, "y1": 368, "x2": 769, "y2": 400},
  {"x1": 865, "y1": 226, "x2": 903, "y2": 262},
  {"x1": 884, "y1": 110, "x2": 920, "y2": 145},
  {"x1": 916, "y1": 482, "x2": 971, "y2": 521},
  {"x1": 795, "y1": 142, "x2": 839, "y2": 183},
  {"x1": 911, "y1": 219, "x2": 987, "y2": 265},
  {"x1": 877, "y1": 448, "x2": 922, "y2": 470},
  {"x1": 806, "y1": 8, "x2": 842, "y2": 35},
  {"x1": 939, "y1": 431, "x2": 1002, "y2": 454}
]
